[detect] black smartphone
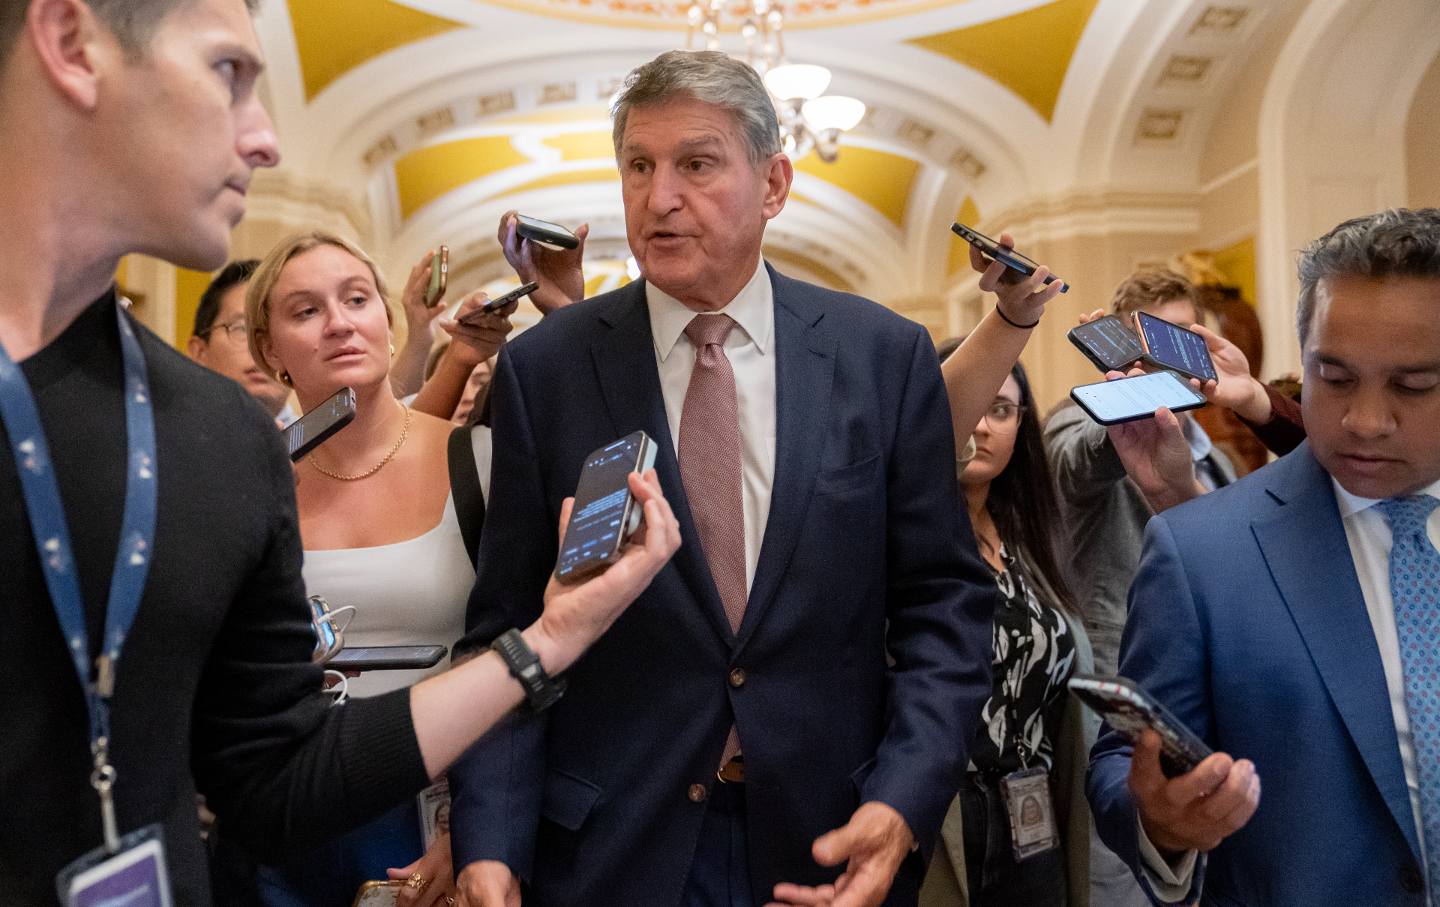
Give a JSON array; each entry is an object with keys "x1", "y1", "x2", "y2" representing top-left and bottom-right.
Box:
[
  {"x1": 515, "y1": 215, "x2": 579, "y2": 251},
  {"x1": 1070, "y1": 371, "x2": 1206, "y2": 426},
  {"x1": 329, "y1": 644, "x2": 447, "y2": 672},
  {"x1": 554, "y1": 430, "x2": 658, "y2": 584},
  {"x1": 1067, "y1": 315, "x2": 1145, "y2": 373},
  {"x1": 951, "y1": 222, "x2": 1068, "y2": 293},
  {"x1": 1134, "y1": 311, "x2": 1218, "y2": 382},
  {"x1": 284, "y1": 386, "x2": 356, "y2": 462},
  {"x1": 458, "y1": 281, "x2": 540, "y2": 326},
  {"x1": 1068, "y1": 673, "x2": 1213, "y2": 778},
  {"x1": 425, "y1": 245, "x2": 449, "y2": 307}
]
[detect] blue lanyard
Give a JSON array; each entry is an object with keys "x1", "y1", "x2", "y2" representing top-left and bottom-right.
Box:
[{"x1": 0, "y1": 300, "x2": 157, "y2": 852}]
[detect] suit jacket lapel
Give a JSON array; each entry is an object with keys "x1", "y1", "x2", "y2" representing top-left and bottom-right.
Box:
[
  {"x1": 736, "y1": 268, "x2": 835, "y2": 653},
  {"x1": 591, "y1": 284, "x2": 734, "y2": 646},
  {"x1": 1252, "y1": 445, "x2": 1421, "y2": 860}
]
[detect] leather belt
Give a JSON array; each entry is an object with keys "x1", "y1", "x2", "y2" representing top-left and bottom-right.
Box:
[{"x1": 716, "y1": 756, "x2": 745, "y2": 784}]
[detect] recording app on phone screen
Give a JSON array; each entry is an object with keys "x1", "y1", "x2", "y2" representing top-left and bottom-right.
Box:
[
  {"x1": 556, "y1": 436, "x2": 643, "y2": 578},
  {"x1": 1083, "y1": 318, "x2": 1143, "y2": 365},
  {"x1": 1138, "y1": 313, "x2": 1217, "y2": 381},
  {"x1": 1073, "y1": 372, "x2": 1202, "y2": 423}
]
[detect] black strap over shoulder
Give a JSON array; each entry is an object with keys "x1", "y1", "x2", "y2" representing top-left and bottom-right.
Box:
[{"x1": 447, "y1": 425, "x2": 486, "y2": 568}]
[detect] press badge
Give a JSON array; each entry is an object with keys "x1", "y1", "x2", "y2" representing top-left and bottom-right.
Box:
[
  {"x1": 1000, "y1": 768, "x2": 1059, "y2": 861},
  {"x1": 56, "y1": 824, "x2": 173, "y2": 907}
]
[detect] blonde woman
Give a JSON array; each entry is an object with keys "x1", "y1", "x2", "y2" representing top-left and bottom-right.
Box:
[{"x1": 245, "y1": 231, "x2": 510, "y2": 906}]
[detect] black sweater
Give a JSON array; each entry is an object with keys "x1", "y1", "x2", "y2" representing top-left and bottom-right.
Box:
[{"x1": 0, "y1": 295, "x2": 429, "y2": 904}]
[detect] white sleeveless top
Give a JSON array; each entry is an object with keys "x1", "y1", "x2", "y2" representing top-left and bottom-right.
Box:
[{"x1": 303, "y1": 492, "x2": 476, "y2": 697}]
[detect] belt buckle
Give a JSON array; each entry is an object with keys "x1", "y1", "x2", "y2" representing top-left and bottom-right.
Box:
[{"x1": 715, "y1": 756, "x2": 745, "y2": 784}]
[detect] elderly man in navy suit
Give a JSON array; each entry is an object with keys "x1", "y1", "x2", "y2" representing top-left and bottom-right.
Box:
[
  {"x1": 447, "y1": 50, "x2": 1010, "y2": 907},
  {"x1": 1088, "y1": 207, "x2": 1440, "y2": 905}
]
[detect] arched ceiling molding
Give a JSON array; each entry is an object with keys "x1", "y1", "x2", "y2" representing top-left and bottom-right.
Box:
[
  {"x1": 1255, "y1": 0, "x2": 1440, "y2": 378},
  {"x1": 901, "y1": 167, "x2": 981, "y2": 295}
]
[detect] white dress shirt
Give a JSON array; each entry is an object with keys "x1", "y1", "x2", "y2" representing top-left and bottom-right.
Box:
[
  {"x1": 1138, "y1": 476, "x2": 1440, "y2": 899},
  {"x1": 645, "y1": 258, "x2": 776, "y2": 592}
]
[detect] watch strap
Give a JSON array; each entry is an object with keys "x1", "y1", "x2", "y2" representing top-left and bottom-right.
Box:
[{"x1": 491, "y1": 628, "x2": 566, "y2": 712}]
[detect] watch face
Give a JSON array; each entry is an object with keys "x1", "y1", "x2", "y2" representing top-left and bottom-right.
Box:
[{"x1": 519, "y1": 664, "x2": 540, "y2": 679}]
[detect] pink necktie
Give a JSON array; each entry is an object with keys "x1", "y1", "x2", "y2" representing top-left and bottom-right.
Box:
[{"x1": 679, "y1": 314, "x2": 747, "y2": 765}]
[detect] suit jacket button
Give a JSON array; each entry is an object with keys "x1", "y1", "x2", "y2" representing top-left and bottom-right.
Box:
[
  {"x1": 688, "y1": 783, "x2": 708, "y2": 803},
  {"x1": 1400, "y1": 865, "x2": 1424, "y2": 893},
  {"x1": 729, "y1": 668, "x2": 747, "y2": 688}
]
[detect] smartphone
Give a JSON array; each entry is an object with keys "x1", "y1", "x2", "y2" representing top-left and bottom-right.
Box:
[
  {"x1": 951, "y1": 222, "x2": 1068, "y2": 293},
  {"x1": 515, "y1": 215, "x2": 579, "y2": 251},
  {"x1": 1067, "y1": 673, "x2": 1213, "y2": 778},
  {"x1": 351, "y1": 880, "x2": 403, "y2": 907},
  {"x1": 1067, "y1": 316, "x2": 1144, "y2": 373},
  {"x1": 554, "y1": 431, "x2": 658, "y2": 583},
  {"x1": 329, "y1": 645, "x2": 447, "y2": 672},
  {"x1": 425, "y1": 246, "x2": 449, "y2": 307},
  {"x1": 1070, "y1": 371, "x2": 1206, "y2": 426},
  {"x1": 284, "y1": 386, "x2": 357, "y2": 462},
  {"x1": 455, "y1": 281, "x2": 540, "y2": 326},
  {"x1": 308, "y1": 594, "x2": 343, "y2": 664},
  {"x1": 1134, "y1": 311, "x2": 1218, "y2": 382}
]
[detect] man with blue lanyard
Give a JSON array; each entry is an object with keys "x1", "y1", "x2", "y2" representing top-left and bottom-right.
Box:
[{"x1": 0, "y1": 1, "x2": 681, "y2": 904}]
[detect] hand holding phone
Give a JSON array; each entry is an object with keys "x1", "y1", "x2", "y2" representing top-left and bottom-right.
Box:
[
  {"x1": 1070, "y1": 371, "x2": 1206, "y2": 426},
  {"x1": 425, "y1": 246, "x2": 449, "y2": 307},
  {"x1": 515, "y1": 215, "x2": 579, "y2": 250},
  {"x1": 554, "y1": 431, "x2": 658, "y2": 583},
  {"x1": 1068, "y1": 673, "x2": 1212, "y2": 777},
  {"x1": 456, "y1": 281, "x2": 539, "y2": 326},
  {"x1": 284, "y1": 386, "x2": 357, "y2": 461},
  {"x1": 952, "y1": 223, "x2": 1068, "y2": 293}
]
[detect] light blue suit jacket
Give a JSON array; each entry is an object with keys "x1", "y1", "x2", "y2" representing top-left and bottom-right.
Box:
[{"x1": 1087, "y1": 443, "x2": 1428, "y2": 906}]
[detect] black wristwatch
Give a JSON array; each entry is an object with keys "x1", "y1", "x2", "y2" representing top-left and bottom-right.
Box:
[{"x1": 492, "y1": 629, "x2": 566, "y2": 712}]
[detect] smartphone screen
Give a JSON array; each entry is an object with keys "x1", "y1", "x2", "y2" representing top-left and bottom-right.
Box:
[
  {"x1": 555, "y1": 431, "x2": 656, "y2": 582},
  {"x1": 284, "y1": 386, "x2": 356, "y2": 461},
  {"x1": 1068, "y1": 316, "x2": 1144, "y2": 372},
  {"x1": 1136, "y1": 311, "x2": 1217, "y2": 381},
  {"x1": 1071, "y1": 372, "x2": 1206, "y2": 425}
]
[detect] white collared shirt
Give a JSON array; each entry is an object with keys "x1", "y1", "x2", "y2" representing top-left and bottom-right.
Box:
[
  {"x1": 645, "y1": 259, "x2": 776, "y2": 592},
  {"x1": 1139, "y1": 474, "x2": 1440, "y2": 898}
]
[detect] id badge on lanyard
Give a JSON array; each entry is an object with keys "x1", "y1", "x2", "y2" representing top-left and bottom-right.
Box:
[{"x1": 0, "y1": 302, "x2": 170, "y2": 906}]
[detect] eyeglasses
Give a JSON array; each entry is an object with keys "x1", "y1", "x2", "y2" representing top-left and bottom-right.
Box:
[
  {"x1": 979, "y1": 401, "x2": 1027, "y2": 432},
  {"x1": 200, "y1": 319, "x2": 248, "y2": 343}
]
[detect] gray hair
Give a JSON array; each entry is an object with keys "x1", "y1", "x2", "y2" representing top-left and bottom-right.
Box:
[
  {"x1": 611, "y1": 50, "x2": 781, "y2": 166},
  {"x1": 1296, "y1": 208, "x2": 1440, "y2": 347}
]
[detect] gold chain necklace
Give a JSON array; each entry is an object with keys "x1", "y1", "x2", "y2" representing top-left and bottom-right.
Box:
[{"x1": 309, "y1": 405, "x2": 412, "y2": 481}]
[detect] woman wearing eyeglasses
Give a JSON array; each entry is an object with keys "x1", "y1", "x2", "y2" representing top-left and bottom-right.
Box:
[
  {"x1": 922, "y1": 353, "x2": 1095, "y2": 907},
  {"x1": 241, "y1": 231, "x2": 513, "y2": 907}
]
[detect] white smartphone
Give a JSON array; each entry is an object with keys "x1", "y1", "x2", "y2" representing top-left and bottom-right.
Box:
[{"x1": 1070, "y1": 371, "x2": 1206, "y2": 426}]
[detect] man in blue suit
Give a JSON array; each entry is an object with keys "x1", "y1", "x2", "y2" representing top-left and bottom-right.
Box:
[
  {"x1": 449, "y1": 50, "x2": 997, "y2": 907},
  {"x1": 1088, "y1": 207, "x2": 1440, "y2": 905}
]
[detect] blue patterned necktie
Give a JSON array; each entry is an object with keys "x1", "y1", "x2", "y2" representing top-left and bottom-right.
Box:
[{"x1": 1378, "y1": 494, "x2": 1440, "y2": 902}]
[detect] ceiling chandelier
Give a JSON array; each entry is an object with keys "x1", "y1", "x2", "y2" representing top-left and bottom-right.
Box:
[{"x1": 684, "y1": 0, "x2": 866, "y2": 163}]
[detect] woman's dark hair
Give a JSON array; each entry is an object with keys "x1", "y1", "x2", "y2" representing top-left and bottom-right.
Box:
[{"x1": 971, "y1": 357, "x2": 1077, "y2": 616}]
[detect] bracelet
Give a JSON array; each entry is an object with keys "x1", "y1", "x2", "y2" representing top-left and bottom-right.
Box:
[
  {"x1": 492, "y1": 629, "x2": 566, "y2": 713},
  {"x1": 995, "y1": 304, "x2": 1039, "y2": 330}
]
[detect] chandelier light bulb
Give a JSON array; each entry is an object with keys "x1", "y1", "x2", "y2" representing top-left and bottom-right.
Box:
[
  {"x1": 801, "y1": 95, "x2": 866, "y2": 132},
  {"x1": 764, "y1": 63, "x2": 831, "y2": 101}
]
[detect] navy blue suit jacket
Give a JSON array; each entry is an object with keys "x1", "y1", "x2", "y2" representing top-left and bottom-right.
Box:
[
  {"x1": 448, "y1": 266, "x2": 994, "y2": 906},
  {"x1": 1088, "y1": 443, "x2": 1428, "y2": 906}
]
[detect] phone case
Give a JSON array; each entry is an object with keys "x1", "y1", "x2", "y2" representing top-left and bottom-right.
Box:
[
  {"x1": 950, "y1": 223, "x2": 1067, "y2": 292},
  {"x1": 425, "y1": 247, "x2": 448, "y2": 307},
  {"x1": 1069, "y1": 373, "x2": 1206, "y2": 426},
  {"x1": 516, "y1": 216, "x2": 579, "y2": 250},
  {"x1": 285, "y1": 387, "x2": 357, "y2": 461},
  {"x1": 1067, "y1": 674, "x2": 1212, "y2": 777}
]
